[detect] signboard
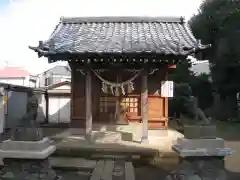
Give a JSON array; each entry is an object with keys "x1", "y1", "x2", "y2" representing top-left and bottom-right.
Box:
[{"x1": 161, "y1": 81, "x2": 174, "y2": 97}]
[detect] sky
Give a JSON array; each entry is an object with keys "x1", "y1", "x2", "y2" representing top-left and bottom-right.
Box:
[{"x1": 0, "y1": 0, "x2": 203, "y2": 74}]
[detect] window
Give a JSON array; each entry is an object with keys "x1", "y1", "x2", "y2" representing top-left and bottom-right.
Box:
[
  {"x1": 121, "y1": 97, "x2": 139, "y2": 113},
  {"x1": 45, "y1": 77, "x2": 53, "y2": 86}
]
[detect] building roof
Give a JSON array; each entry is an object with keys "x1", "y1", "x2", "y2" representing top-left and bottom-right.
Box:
[
  {"x1": 38, "y1": 65, "x2": 71, "y2": 76},
  {"x1": 47, "y1": 80, "x2": 71, "y2": 90},
  {"x1": 29, "y1": 16, "x2": 210, "y2": 60},
  {"x1": 0, "y1": 67, "x2": 31, "y2": 78}
]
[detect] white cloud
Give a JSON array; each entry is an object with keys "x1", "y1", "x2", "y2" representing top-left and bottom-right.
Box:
[{"x1": 0, "y1": 0, "x2": 202, "y2": 74}]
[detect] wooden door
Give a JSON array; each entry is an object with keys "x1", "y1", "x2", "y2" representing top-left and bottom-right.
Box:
[
  {"x1": 99, "y1": 96, "x2": 116, "y2": 123},
  {"x1": 147, "y1": 96, "x2": 167, "y2": 128}
]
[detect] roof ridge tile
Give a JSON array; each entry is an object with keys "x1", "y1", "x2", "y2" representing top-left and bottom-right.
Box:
[{"x1": 60, "y1": 16, "x2": 185, "y2": 24}]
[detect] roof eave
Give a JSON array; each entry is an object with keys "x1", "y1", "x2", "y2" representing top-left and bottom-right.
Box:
[
  {"x1": 29, "y1": 45, "x2": 50, "y2": 58},
  {"x1": 189, "y1": 43, "x2": 211, "y2": 55},
  {"x1": 29, "y1": 43, "x2": 211, "y2": 60}
]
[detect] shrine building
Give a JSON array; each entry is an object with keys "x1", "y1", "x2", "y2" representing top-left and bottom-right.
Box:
[{"x1": 29, "y1": 16, "x2": 209, "y2": 141}]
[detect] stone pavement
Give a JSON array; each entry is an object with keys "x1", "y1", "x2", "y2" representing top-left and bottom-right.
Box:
[{"x1": 50, "y1": 123, "x2": 183, "y2": 157}]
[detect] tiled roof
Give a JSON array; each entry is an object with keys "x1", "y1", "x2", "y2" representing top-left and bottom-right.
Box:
[
  {"x1": 30, "y1": 16, "x2": 210, "y2": 58},
  {"x1": 0, "y1": 67, "x2": 30, "y2": 78}
]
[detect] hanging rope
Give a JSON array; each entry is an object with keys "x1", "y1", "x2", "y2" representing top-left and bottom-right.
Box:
[{"x1": 91, "y1": 68, "x2": 143, "y2": 87}]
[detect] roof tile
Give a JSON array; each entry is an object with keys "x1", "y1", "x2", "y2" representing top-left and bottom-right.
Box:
[{"x1": 30, "y1": 16, "x2": 210, "y2": 57}]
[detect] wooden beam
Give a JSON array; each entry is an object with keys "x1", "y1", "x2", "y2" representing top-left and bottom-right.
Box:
[
  {"x1": 141, "y1": 69, "x2": 148, "y2": 143},
  {"x1": 85, "y1": 68, "x2": 92, "y2": 140}
]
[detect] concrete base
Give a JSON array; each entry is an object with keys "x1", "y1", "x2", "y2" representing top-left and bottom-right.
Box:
[
  {"x1": 176, "y1": 138, "x2": 224, "y2": 149},
  {"x1": 172, "y1": 144, "x2": 232, "y2": 157},
  {"x1": 167, "y1": 136, "x2": 232, "y2": 180},
  {"x1": 184, "y1": 125, "x2": 216, "y2": 139},
  {"x1": 0, "y1": 137, "x2": 56, "y2": 159},
  {"x1": 0, "y1": 137, "x2": 52, "y2": 151}
]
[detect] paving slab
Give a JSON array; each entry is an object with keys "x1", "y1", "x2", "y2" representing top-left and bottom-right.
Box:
[{"x1": 49, "y1": 157, "x2": 97, "y2": 170}]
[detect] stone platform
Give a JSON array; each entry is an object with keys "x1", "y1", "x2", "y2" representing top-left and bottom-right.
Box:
[
  {"x1": 165, "y1": 126, "x2": 233, "y2": 180},
  {"x1": 172, "y1": 138, "x2": 232, "y2": 157},
  {"x1": 0, "y1": 137, "x2": 61, "y2": 180},
  {"x1": 0, "y1": 137, "x2": 56, "y2": 159}
]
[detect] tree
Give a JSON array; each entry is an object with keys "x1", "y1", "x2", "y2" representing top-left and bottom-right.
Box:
[
  {"x1": 190, "y1": 73, "x2": 213, "y2": 110},
  {"x1": 168, "y1": 58, "x2": 194, "y2": 83},
  {"x1": 189, "y1": 0, "x2": 240, "y2": 100}
]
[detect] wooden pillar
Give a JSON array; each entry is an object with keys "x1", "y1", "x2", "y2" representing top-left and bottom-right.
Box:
[
  {"x1": 141, "y1": 69, "x2": 148, "y2": 143},
  {"x1": 164, "y1": 70, "x2": 168, "y2": 128},
  {"x1": 69, "y1": 62, "x2": 74, "y2": 123},
  {"x1": 85, "y1": 68, "x2": 92, "y2": 140}
]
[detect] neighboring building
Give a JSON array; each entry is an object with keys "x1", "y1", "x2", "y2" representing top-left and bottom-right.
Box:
[
  {"x1": 191, "y1": 60, "x2": 210, "y2": 75},
  {"x1": 0, "y1": 67, "x2": 37, "y2": 87},
  {"x1": 36, "y1": 65, "x2": 71, "y2": 88}
]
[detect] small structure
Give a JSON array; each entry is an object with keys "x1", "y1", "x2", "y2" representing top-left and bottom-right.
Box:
[{"x1": 30, "y1": 16, "x2": 209, "y2": 142}]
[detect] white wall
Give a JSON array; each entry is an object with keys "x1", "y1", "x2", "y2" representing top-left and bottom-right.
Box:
[
  {"x1": 0, "y1": 76, "x2": 37, "y2": 87},
  {"x1": 0, "y1": 77, "x2": 25, "y2": 86},
  {"x1": 48, "y1": 83, "x2": 71, "y2": 123},
  {"x1": 49, "y1": 96, "x2": 71, "y2": 123},
  {"x1": 36, "y1": 93, "x2": 47, "y2": 123}
]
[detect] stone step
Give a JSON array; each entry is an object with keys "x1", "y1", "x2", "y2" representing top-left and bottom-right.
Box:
[
  {"x1": 53, "y1": 146, "x2": 157, "y2": 158},
  {"x1": 49, "y1": 157, "x2": 97, "y2": 172},
  {"x1": 90, "y1": 154, "x2": 140, "y2": 160}
]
